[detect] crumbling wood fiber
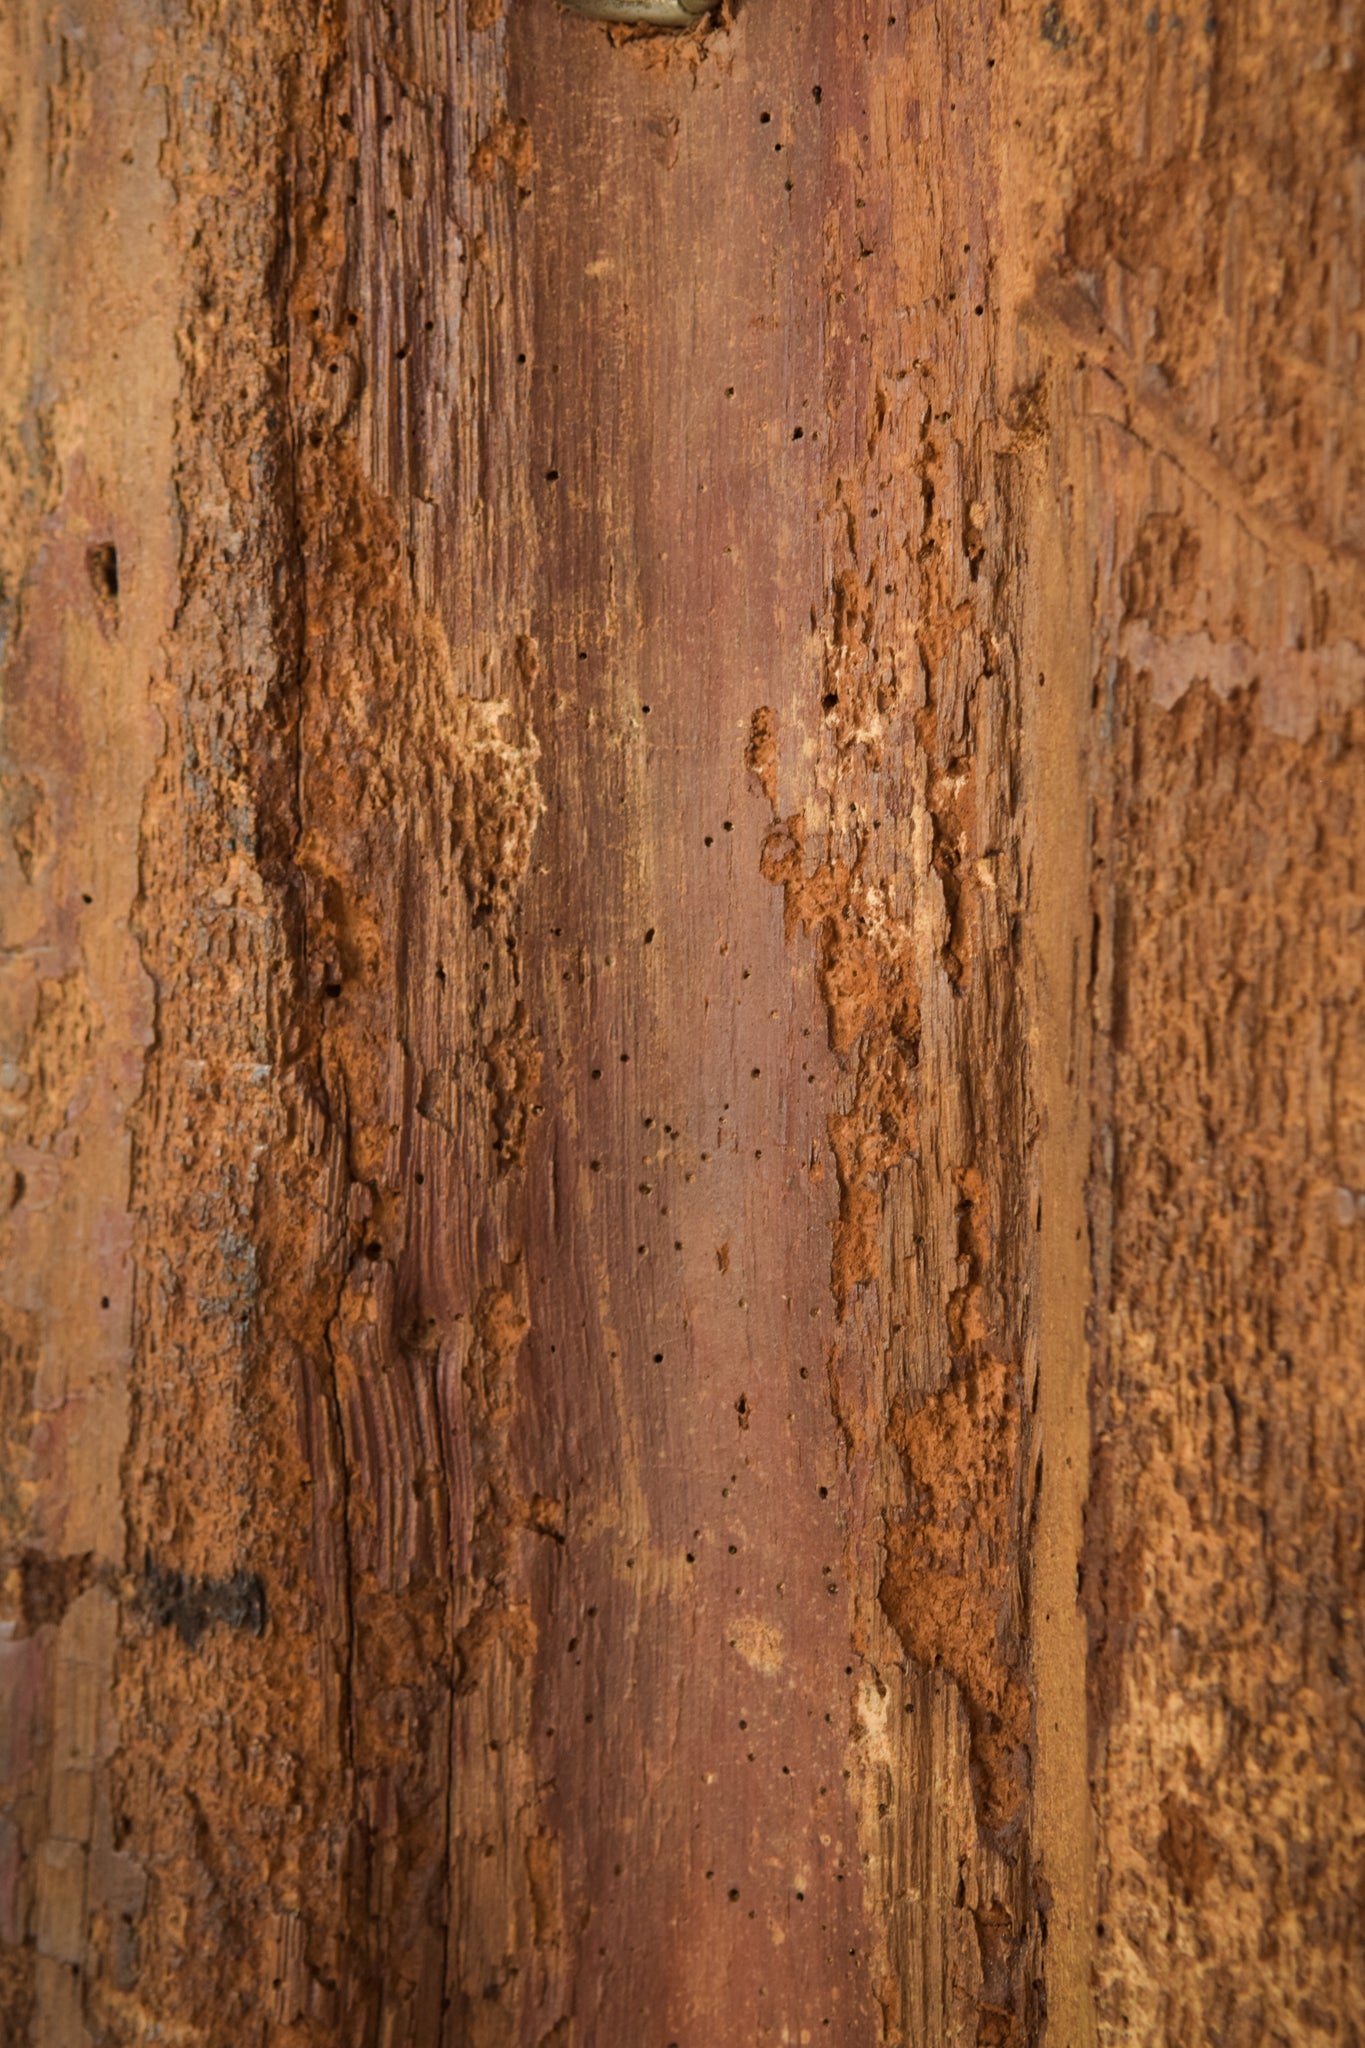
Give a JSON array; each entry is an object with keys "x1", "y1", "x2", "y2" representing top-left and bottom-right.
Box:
[{"x1": 1, "y1": 1, "x2": 1361, "y2": 2045}]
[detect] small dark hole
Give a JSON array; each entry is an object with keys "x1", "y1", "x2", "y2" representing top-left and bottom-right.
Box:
[
  {"x1": 653, "y1": 1352, "x2": 663, "y2": 1363},
  {"x1": 100, "y1": 1296, "x2": 110, "y2": 1309},
  {"x1": 545, "y1": 468, "x2": 559, "y2": 482},
  {"x1": 812, "y1": 84, "x2": 822, "y2": 102},
  {"x1": 644, "y1": 928, "x2": 655, "y2": 944},
  {"x1": 87, "y1": 544, "x2": 119, "y2": 605},
  {"x1": 792, "y1": 426, "x2": 804, "y2": 439},
  {"x1": 822, "y1": 691, "x2": 839, "y2": 710},
  {"x1": 759, "y1": 110, "x2": 771, "y2": 123},
  {"x1": 364, "y1": 1241, "x2": 382, "y2": 1260},
  {"x1": 323, "y1": 981, "x2": 343, "y2": 999},
  {"x1": 729, "y1": 1887, "x2": 741, "y2": 1900}
]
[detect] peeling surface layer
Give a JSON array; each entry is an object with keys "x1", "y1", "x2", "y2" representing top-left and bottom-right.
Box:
[{"x1": 2, "y1": 1, "x2": 1361, "y2": 2044}]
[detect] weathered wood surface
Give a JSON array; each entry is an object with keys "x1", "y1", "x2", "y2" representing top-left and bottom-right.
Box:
[{"x1": 1, "y1": 1, "x2": 1361, "y2": 2044}]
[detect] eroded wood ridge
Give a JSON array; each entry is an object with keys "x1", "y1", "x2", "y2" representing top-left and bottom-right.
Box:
[{"x1": 1003, "y1": 8, "x2": 1365, "y2": 2043}]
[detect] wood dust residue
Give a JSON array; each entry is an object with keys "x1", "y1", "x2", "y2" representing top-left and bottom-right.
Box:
[
  {"x1": 759, "y1": 807, "x2": 919, "y2": 1315},
  {"x1": 880, "y1": 1356, "x2": 1029, "y2": 1840}
]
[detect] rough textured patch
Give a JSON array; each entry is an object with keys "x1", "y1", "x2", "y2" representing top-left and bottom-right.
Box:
[
  {"x1": 1087, "y1": 681, "x2": 1365, "y2": 2045},
  {"x1": 3, "y1": 0, "x2": 1360, "y2": 2043},
  {"x1": 882, "y1": 1358, "x2": 1028, "y2": 1841}
]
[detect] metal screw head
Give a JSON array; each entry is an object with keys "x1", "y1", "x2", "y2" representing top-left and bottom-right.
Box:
[{"x1": 560, "y1": 0, "x2": 712, "y2": 20}]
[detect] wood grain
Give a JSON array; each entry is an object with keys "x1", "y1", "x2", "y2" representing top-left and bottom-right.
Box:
[{"x1": 1, "y1": 2, "x2": 1360, "y2": 2044}]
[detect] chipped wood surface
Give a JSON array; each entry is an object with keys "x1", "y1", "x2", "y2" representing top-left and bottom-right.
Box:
[{"x1": 1, "y1": 2, "x2": 1361, "y2": 2045}]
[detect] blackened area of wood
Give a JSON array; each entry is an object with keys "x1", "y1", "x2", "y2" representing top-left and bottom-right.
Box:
[{"x1": 137, "y1": 1557, "x2": 267, "y2": 1648}]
